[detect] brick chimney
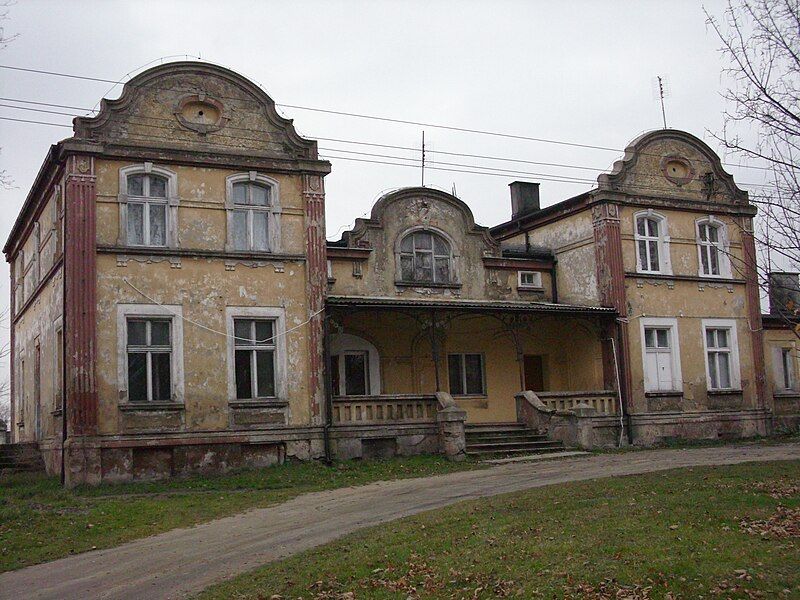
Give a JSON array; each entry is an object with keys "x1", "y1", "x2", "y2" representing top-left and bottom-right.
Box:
[{"x1": 510, "y1": 181, "x2": 540, "y2": 220}]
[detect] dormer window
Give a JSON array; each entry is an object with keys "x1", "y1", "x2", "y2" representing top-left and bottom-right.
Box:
[
  {"x1": 399, "y1": 230, "x2": 452, "y2": 284},
  {"x1": 225, "y1": 172, "x2": 281, "y2": 253},
  {"x1": 634, "y1": 211, "x2": 671, "y2": 274},
  {"x1": 126, "y1": 174, "x2": 168, "y2": 247}
]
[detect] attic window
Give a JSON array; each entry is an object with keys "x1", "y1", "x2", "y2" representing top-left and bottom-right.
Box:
[{"x1": 660, "y1": 156, "x2": 695, "y2": 186}]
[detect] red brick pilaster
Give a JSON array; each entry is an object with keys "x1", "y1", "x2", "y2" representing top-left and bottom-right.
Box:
[
  {"x1": 64, "y1": 155, "x2": 98, "y2": 436},
  {"x1": 303, "y1": 174, "x2": 327, "y2": 424},
  {"x1": 593, "y1": 202, "x2": 633, "y2": 417},
  {"x1": 741, "y1": 221, "x2": 766, "y2": 409},
  {"x1": 9, "y1": 266, "x2": 15, "y2": 443}
]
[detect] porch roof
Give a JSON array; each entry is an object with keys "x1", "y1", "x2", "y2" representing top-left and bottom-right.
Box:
[{"x1": 326, "y1": 295, "x2": 616, "y2": 316}]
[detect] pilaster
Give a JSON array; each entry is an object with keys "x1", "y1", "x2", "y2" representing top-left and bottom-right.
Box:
[{"x1": 741, "y1": 220, "x2": 767, "y2": 410}]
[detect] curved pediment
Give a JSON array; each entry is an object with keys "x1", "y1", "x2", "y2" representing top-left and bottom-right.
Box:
[
  {"x1": 73, "y1": 61, "x2": 317, "y2": 159},
  {"x1": 343, "y1": 187, "x2": 499, "y2": 253},
  {"x1": 597, "y1": 129, "x2": 748, "y2": 205}
]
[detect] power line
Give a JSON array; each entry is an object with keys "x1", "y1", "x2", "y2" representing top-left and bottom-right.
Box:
[
  {"x1": 0, "y1": 101, "x2": 777, "y2": 190},
  {"x1": 0, "y1": 114, "x2": 780, "y2": 195},
  {"x1": 0, "y1": 63, "x2": 774, "y2": 172}
]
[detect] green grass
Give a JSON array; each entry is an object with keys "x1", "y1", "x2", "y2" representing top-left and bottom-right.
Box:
[
  {"x1": 198, "y1": 461, "x2": 800, "y2": 600},
  {"x1": 0, "y1": 455, "x2": 481, "y2": 573}
]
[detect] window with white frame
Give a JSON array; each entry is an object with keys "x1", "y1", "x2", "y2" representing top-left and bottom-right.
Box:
[
  {"x1": 126, "y1": 318, "x2": 173, "y2": 402},
  {"x1": 233, "y1": 319, "x2": 277, "y2": 399},
  {"x1": 118, "y1": 164, "x2": 178, "y2": 249},
  {"x1": 117, "y1": 304, "x2": 184, "y2": 405},
  {"x1": 399, "y1": 230, "x2": 452, "y2": 284},
  {"x1": 448, "y1": 353, "x2": 485, "y2": 396},
  {"x1": 126, "y1": 173, "x2": 168, "y2": 247},
  {"x1": 697, "y1": 218, "x2": 729, "y2": 277},
  {"x1": 226, "y1": 173, "x2": 280, "y2": 253},
  {"x1": 702, "y1": 320, "x2": 740, "y2": 390},
  {"x1": 331, "y1": 351, "x2": 370, "y2": 396},
  {"x1": 518, "y1": 270, "x2": 543, "y2": 289},
  {"x1": 779, "y1": 347, "x2": 796, "y2": 391},
  {"x1": 640, "y1": 318, "x2": 682, "y2": 392},
  {"x1": 634, "y1": 212, "x2": 670, "y2": 274}
]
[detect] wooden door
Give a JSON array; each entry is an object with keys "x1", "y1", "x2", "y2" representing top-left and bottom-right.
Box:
[{"x1": 523, "y1": 355, "x2": 545, "y2": 391}]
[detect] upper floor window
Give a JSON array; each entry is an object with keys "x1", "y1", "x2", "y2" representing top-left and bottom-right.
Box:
[
  {"x1": 399, "y1": 230, "x2": 452, "y2": 284},
  {"x1": 127, "y1": 174, "x2": 168, "y2": 247},
  {"x1": 118, "y1": 163, "x2": 178, "y2": 248},
  {"x1": 696, "y1": 217, "x2": 730, "y2": 278},
  {"x1": 634, "y1": 211, "x2": 670, "y2": 274},
  {"x1": 226, "y1": 172, "x2": 281, "y2": 253}
]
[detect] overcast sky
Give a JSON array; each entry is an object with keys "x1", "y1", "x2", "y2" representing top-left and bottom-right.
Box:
[{"x1": 0, "y1": 0, "x2": 772, "y2": 385}]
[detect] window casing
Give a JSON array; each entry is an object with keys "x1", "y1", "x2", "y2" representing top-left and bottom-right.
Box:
[
  {"x1": 518, "y1": 271, "x2": 543, "y2": 289},
  {"x1": 225, "y1": 307, "x2": 287, "y2": 403},
  {"x1": 633, "y1": 211, "x2": 671, "y2": 274},
  {"x1": 448, "y1": 353, "x2": 485, "y2": 396},
  {"x1": 233, "y1": 319, "x2": 277, "y2": 400},
  {"x1": 225, "y1": 173, "x2": 281, "y2": 253},
  {"x1": 118, "y1": 164, "x2": 178, "y2": 248},
  {"x1": 779, "y1": 347, "x2": 796, "y2": 391},
  {"x1": 702, "y1": 319, "x2": 741, "y2": 391},
  {"x1": 399, "y1": 230, "x2": 452, "y2": 284},
  {"x1": 696, "y1": 217, "x2": 730, "y2": 278},
  {"x1": 126, "y1": 318, "x2": 173, "y2": 402},
  {"x1": 117, "y1": 304, "x2": 184, "y2": 405}
]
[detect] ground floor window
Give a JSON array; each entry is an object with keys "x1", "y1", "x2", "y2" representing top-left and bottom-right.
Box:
[
  {"x1": 126, "y1": 318, "x2": 172, "y2": 402},
  {"x1": 640, "y1": 318, "x2": 682, "y2": 393},
  {"x1": 448, "y1": 353, "x2": 485, "y2": 396},
  {"x1": 702, "y1": 319, "x2": 740, "y2": 391},
  {"x1": 331, "y1": 351, "x2": 370, "y2": 396},
  {"x1": 234, "y1": 318, "x2": 276, "y2": 399},
  {"x1": 779, "y1": 347, "x2": 796, "y2": 391}
]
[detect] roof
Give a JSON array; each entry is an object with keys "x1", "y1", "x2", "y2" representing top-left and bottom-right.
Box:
[{"x1": 326, "y1": 295, "x2": 615, "y2": 315}]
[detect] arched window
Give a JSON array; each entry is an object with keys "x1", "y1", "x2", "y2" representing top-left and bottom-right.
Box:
[
  {"x1": 696, "y1": 217, "x2": 729, "y2": 277},
  {"x1": 634, "y1": 211, "x2": 670, "y2": 274},
  {"x1": 329, "y1": 333, "x2": 381, "y2": 396},
  {"x1": 399, "y1": 230, "x2": 452, "y2": 284},
  {"x1": 118, "y1": 163, "x2": 178, "y2": 248},
  {"x1": 226, "y1": 172, "x2": 281, "y2": 252}
]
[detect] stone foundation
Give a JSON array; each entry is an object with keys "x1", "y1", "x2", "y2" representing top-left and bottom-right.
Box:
[{"x1": 629, "y1": 409, "x2": 771, "y2": 446}]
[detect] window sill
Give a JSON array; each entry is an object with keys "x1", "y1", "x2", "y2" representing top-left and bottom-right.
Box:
[
  {"x1": 229, "y1": 400, "x2": 289, "y2": 409},
  {"x1": 645, "y1": 390, "x2": 683, "y2": 398},
  {"x1": 774, "y1": 391, "x2": 800, "y2": 399},
  {"x1": 119, "y1": 402, "x2": 185, "y2": 412},
  {"x1": 395, "y1": 281, "x2": 462, "y2": 290},
  {"x1": 707, "y1": 389, "x2": 743, "y2": 396},
  {"x1": 517, "y1": 286, "x2": 545, "y2": 293}
]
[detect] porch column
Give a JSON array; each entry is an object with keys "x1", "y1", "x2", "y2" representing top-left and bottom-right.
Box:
[{"x1": 429, "y1": 308, "x2": 442, "y2": 392}]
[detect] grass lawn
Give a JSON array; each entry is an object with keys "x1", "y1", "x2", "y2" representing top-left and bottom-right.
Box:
[
  {"x1": 198, "y1": 461, "x2": 800, "y2": 600},
  {"x1": 0, "y1": 455, "x2": 481, "y2": 573}
]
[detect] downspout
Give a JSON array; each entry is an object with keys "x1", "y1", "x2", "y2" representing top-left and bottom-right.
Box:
[
  {"x1": 608, "y1": 334, "x2": 626, "y2": 447},
  {"x1": 322, "y1": 311, "x2": 333, "y2": 464},
  {"x1": 550, "y1": 261, "x2": 558, "y2": 304},
  {"x1": 430, "y1": 308, "x2": 441, "y2": 392}
]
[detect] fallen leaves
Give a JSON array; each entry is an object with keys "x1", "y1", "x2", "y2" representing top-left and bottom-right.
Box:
[{"x1": 739, "y1": 506, "x2": 800, "y2": 539}]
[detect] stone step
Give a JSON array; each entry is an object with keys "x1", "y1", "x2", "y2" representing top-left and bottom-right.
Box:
[
  {"x1": 464, "y1": 424, "x2": 528, "y2": 435},
  {"x1": 466, "y1": 440, "x2": 563, "y2": 452},
  {"x1": 465, "y1": 432, "x2": 548, "y2": 443},
  {"x1": 466, "y1": 445, "x2": 567, "y2": 457}
]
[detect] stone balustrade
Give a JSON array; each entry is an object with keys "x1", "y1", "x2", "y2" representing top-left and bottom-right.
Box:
[
  {"x1": 332, "y1": 394, "x2": 439, "y2": 425},
  {"x1": 536, "y1": 391, "x2": 618, "y2": 415}
]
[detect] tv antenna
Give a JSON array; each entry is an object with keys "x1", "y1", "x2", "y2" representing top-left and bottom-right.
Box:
[
  {"x1": 421, "y1": 130, "x2": 426, "y2": 186},
  {"x1": 652, "y1": 75, "x2": 670, "y2": 129}
]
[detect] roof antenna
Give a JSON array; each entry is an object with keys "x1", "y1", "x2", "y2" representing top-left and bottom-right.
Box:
[
  {"x1": 421, "y1": 130, "x2": 426, "y2": 187},
  {"x1": 653, "y1": 75, "x2": 670, "y2": 129}
]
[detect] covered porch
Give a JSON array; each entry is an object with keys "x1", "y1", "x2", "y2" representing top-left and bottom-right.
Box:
[{"x1": 325, "y1": 296, "x2": 621, "y2": 429}]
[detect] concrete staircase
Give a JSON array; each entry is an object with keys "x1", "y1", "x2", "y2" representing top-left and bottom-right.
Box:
[
  {"x1": 0, "y1": 442, "x2": 46, "y2": 473},
  {"x1": 465, "y1": 422, "x2": 565, "y2": 457}
]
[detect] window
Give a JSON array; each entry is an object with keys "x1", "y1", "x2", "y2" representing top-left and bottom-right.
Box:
[
  {"x1": 399, "y1": 230, "x2": 452, "y2": 284},
  {"x1": 634, "y1": 211, "x2": 670, "y2": 274},
  {"x1": 126, "y1": 174, "x2": 168, "y2": 247},
  {"x1": 226, "y1": 173, "x2": 281, "y2": 253},
  {"x1": 13, "y1": 252, "x2": 24, "y2": 311},
  {"x1": 117, "y1": 304, "x2": 184, "y2": 405},
  {"x1": 518, "y1": 271, "x2": 543, "y2": 289},
  {"x1": 448, "y1": 353, "x2": 485, "y2": 396},
  {"x1": 702, "y1": 320, "x2": 740, "y2": 391},
  {"x1": 696, "y1": 218, "x2": 729, "y2": 277},
  {"x1": 126, "y1": 318, "x2": 172, "y2": 402},
  {"x1": 233, "y1": 319, "x2": 277, "y2": 399},
  {"x1": 118, "y1": 164, "x2": 177, "y2": 248},
  {"x1": 54, "y1": 324, "x2": 63, "y2": 412},
  {"x1": 331, "y1": 352, "x2": 370, "y2": 396},
  {"x1": 780, "y1": 347, "x2": 796, "y2": 391}
]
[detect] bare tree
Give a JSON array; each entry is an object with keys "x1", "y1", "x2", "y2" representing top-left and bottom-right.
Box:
[
  {"x1": 0, "y1": 1, "x2": 16, "y2": 190},
  {"x1": 705, "y1": 0, "x2": 800, "y2": 334}
]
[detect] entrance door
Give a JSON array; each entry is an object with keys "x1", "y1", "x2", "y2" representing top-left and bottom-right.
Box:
[{"x1": 523, "y1": 354, "x2": 546, "y2": 391}]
